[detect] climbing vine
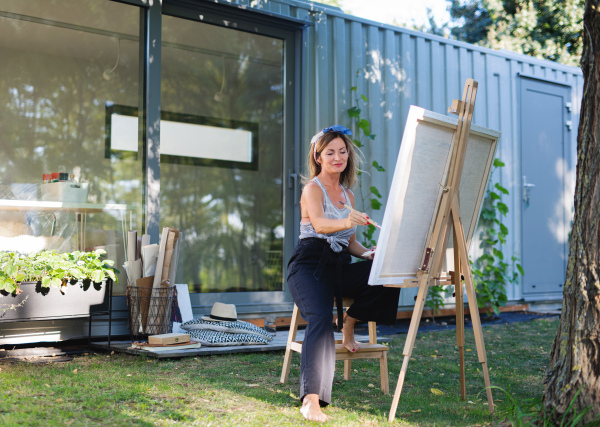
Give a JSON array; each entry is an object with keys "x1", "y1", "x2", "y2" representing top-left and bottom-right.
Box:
[
  {"x1": 345, "y1": 73, "x2": 522, "y2": 318},
  {"x1": 346, "y1": 69, "x2": 385, "y2": 249},
  {"x1": 425, "y1": 159, "x2": 523, "y2": 317},
  {"x1": 471, "y1": 159, "x2": 523, "y2": 315}
]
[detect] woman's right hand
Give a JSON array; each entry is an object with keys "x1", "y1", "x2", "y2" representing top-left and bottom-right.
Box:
[{"x1": 346, "y1": 208, "x2": 369, "y2": 228}]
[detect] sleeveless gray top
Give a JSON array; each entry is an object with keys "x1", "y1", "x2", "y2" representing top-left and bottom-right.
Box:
[{"x1": 299, "y1": 177, "x2": 356, "y2": 252}]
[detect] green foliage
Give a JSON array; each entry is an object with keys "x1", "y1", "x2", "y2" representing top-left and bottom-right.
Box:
[
  {"x1": 425, "y1": 159, "x2": 522, "y2": 317},
  {"x1": 425, "y1": 284, "x2": 450, "y2": 316},
  {"x1": 444, "y1": 0, "x2": 584, "y2": 66},
  {"x1": 0, "y1": 249, "x2": 118, "y2": 295},
  {"x1": 491, "y1": 386, "x2": 597, "y2": 427},
  {"x1": 471, "y1": 159, "x2": 523, "y2": 315},
  {"x1": 347, "y1": 70, "x2": 384, "y2": 248}
]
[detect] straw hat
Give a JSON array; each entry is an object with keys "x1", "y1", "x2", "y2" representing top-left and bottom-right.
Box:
[{"x1": 201, "y1": 302, "x2": 238, "y2": 322}]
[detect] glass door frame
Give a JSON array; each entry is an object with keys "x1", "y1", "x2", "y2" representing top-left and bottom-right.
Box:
[{"x1": 154, "y1": 0, "x2": 305, "y2": 313}]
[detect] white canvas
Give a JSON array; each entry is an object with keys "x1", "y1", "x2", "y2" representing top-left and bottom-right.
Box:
[{"x1": 369, "y1": 106, "x2": 499, "y2": 285}]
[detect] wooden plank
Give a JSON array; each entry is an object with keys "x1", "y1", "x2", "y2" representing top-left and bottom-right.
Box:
[
  {"x1": 242, "y1": 302, "x2": 531, "y2": 328},
  {"x1": 335, "y1": 343, "x2": 388, "y2": 353}
]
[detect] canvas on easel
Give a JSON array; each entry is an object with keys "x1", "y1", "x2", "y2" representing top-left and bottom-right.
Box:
[
  {"x1": 369, "y1": 107, "x2": 500, "y2": 285},
  {"x1": 367, "y1": 79, "x2": 500, "y2": 422}
]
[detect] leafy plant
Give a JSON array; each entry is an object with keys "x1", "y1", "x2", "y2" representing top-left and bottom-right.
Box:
[
  {"x1": 425, "y1": 283, "x2": 449, "y2": 319},
  {"x1": 347, "y1": 69, "x2": 384, "y2": 248},
  {"x1": 424, "y1": 159, "x2": 523, "y2": 318},
  {"x1": 472, "y1": 158, "x2": 523, "y2": 315},
  {"x1": 489, "y1": 386, "x2": 596, "y2": 427},
  {"x1": 0, "y1": 249, "x2": 118, "y2": 295}
]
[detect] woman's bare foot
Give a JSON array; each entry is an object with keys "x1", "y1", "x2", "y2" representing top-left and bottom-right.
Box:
[
  {"x1": 341, "y1": 314, "x2": 361, "y2": 352},
  {"x1": 300, "y1": 394, "x2": 327, "y2": 422}
]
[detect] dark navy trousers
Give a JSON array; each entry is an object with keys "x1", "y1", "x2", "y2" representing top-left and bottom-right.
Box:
[{"x1": 286, "y1": 238, "x2": 400, "y2": 406}]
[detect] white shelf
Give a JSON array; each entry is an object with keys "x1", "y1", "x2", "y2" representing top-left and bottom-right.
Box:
[{"x1": 0, "y1": 199, "x2": 134, "y2": 213}]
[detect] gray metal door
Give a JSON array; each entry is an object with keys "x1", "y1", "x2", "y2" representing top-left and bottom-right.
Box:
[{"x1": 519, "y1": 77, "x2": 572, "y2": 297}]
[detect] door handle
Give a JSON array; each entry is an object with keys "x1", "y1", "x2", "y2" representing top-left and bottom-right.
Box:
[
  {"x1": 523, "y1": 176, "x2": 535, "y2": 206},
  {"x1": 288, "y1": 170, "x2": 299, "y2": 205}
]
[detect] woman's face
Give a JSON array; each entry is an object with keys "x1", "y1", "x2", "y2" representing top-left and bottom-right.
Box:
[{"x1": 319, "y1": 137, "x2": 348, "y2": 175}]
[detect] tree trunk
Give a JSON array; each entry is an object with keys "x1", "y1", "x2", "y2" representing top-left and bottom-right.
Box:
[{"x1": 542, "y1": 1, "x2": 600, "y2": 423}]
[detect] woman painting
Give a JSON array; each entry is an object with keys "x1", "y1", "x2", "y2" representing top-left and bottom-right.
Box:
[{"x1": 287, "y1": 125, "x2": 401, "y2": 422}]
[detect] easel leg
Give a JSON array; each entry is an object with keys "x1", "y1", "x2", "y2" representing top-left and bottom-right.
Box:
[
  {"x1": 452, "y1": 232, "x2": 466, "y2": 400},
  {"x1": 389, "y1": 354, "x2": 410, "y2": 423},
  {"x1": 452, "y1": 206, "x2": 494, "y2": 414},
  {"x1": 462, "y1": 267, "x2": 494, "y2": 413},
  {"x1": 388, "y1": 277, "x2": 429, "y2": 422}
]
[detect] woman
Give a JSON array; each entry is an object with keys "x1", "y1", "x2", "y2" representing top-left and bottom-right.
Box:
[{"x1": 287, "y1": 125, "x2": 401, "y2": 422}]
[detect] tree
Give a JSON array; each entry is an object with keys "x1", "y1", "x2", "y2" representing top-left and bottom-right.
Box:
[
  {"x1": 542, "y1": 1, "x2": 600, "y2": 422},
  {"x1": 445, "y1": 0, "x2": 584, "y2": 66}
]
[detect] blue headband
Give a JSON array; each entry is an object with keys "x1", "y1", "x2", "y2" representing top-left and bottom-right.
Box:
[
  {"x1": 322, "y1": 125, "x2": 352, "y2": 135},
  {"x1": 311, "y1": 125, "x2": 353, "y2": 162}
]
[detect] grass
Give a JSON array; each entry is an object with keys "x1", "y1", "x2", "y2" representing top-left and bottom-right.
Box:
[{"x1": 0, "y1": 316, "x2": 559, "y2": 426}]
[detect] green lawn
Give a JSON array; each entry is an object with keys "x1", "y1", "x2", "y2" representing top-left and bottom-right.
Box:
[{"x1": 0, "y1": 316, "x2": 558, "y2": 426}]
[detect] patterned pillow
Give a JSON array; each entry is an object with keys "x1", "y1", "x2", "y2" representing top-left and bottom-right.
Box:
[
  {"x1": 180, "y1": 318, "x2": 273, "y2": 341},
  {"x1": 188, "y1": 329, "x2": 269, "y2": 347}
]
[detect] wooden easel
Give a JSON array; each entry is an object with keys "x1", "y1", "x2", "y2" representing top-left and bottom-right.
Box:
[{"x1": 385, "y1": 79, "x2": 494, "y2": 422}]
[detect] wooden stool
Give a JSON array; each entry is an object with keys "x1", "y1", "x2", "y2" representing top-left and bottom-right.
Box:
[{"x1": 280, "y1": 297, "x2": 390, "y2": 394}]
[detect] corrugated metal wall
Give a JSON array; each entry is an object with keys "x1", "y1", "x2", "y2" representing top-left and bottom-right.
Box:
[{"x1": 229, "y1": 0, "x2": 583, "y2": 307}]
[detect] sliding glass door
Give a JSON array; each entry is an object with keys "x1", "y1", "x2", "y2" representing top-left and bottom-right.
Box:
[{"x1": 159, "y1": 4, "x2": 297, "y2": 302}]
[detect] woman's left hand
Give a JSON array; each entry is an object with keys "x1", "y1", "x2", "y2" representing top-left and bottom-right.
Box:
[{"x1": 362, "y1": 246, "x2": 376, "y2": 260}]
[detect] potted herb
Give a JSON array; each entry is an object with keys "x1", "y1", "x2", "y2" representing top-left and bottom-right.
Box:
[{"x1": 0, "y1": 249, "x2": 118, "y2": 321}]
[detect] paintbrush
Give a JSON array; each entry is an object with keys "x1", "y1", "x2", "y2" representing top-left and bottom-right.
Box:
[{"x1": 339, "y1": 202, "x2": 382, "y2": 229}]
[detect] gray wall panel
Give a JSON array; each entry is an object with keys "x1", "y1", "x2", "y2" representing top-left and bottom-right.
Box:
[{"x1": 219, "y1": 0, "x2": 582, "y2": 309}]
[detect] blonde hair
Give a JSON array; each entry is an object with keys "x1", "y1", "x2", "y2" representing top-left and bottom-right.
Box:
[{"x1": 304, "y1": 131, "x2": 361, "y2": 189}]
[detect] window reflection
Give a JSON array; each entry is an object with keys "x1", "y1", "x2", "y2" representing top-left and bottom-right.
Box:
[
  {"x1": 0, "y1": 0, "x2": 142, "y2": 294},
  {"x1": 161, "y1": 15, "x2": 284, "y2": 293}
]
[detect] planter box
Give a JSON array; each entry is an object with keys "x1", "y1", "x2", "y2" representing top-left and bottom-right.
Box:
[{"x1": 0, "y1": 279, "x2": 111, "y2": 322}]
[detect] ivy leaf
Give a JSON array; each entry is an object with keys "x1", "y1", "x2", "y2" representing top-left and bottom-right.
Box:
[
  {"x1": 372, "y1": 161, "x2": 385, "y2": 172},
  {"x1": 499, "y1": 223, "x2": 509, "y2": 236},
  {"x1": 517, "y1": 264, "x2": 524, "y2": 276},
  {"x1": 347, "y1": 106, "x2": 361, "y2": 118},
  {"x1": 494, "y1": 183, "x2": 509, "y2": 195},
  {"x1": 350, "y1": 86, "x2": 357, "y2": 92},
  {"x1": 368, "y1": 134, "x2": 376, "y2": 140},
  {"x1": 481, "y1": 209, "x2": 495, "y2": 220},
  {"x1": 353, "y1": 138, "x2": 363, "y2": 148},
  {"x1": 492, "y1": 248, "x2": 504, "y2": 261},
  {"x1": 493, "y1": 158, "x2": 505, "y2": 167},
  {"x1": 358, "y1": 118, "x2": 371, "y2": 134},
  {"x1": 497, "y1": 202, "x2": 509, "y2": 216},
  {"x1": 371, "y1": 199, "x2": 382, "y2": 210},
  {"x1": 361, "y1": 94, "x2": 368, "y2": 102},
  {"x1": 489, "y1": 192, "x2": 501, "y2": 201},
  {"x1": 370, "y1": 186, "x2": 382, "y2": 198}
]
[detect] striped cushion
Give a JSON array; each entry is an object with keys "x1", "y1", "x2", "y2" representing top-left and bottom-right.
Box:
[
  {"x1": 188, "y1": 329, "x2": 269, "y2": 346},
  {"x1": 180, "y1": 318, "x2": 273, "y2": 341}
]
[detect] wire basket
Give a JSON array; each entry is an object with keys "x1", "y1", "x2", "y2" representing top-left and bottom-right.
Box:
[{"x1": 127, "y1": 285, "x2": 176, "y2": 342}]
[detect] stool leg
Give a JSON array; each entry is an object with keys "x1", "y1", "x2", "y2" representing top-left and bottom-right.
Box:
[
  {"x1": 344, "y1": 360, "x2": 352, "y2": 380},
  {"x1": 280, "y1": 304, "x2": 300, "y2": 384},
  {"x1": 380, "y1": 351, "x2": 389, "y2": 394}
]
